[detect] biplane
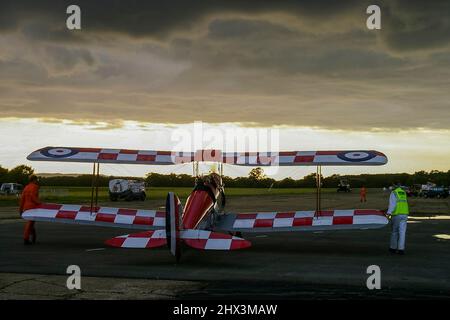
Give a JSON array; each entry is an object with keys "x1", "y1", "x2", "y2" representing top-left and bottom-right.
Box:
[{"x1": 22, "y1": 147, "x2": 389, "y2": 261}]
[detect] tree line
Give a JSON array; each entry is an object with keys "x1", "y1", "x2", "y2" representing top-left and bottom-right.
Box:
[{"x1": 1, "y1": 165, "x2": 449, "y2": 188}]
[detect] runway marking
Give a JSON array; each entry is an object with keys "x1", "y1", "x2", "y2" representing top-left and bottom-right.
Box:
[
  {"x1": 85, "y1": 248, "x2": 105, "y2": 252},
  {"x1": 433, "y1": 234, "x2": 450, "y2": 240},
  {"x1": 255, "y1": 235, "x2": 267, "y2": 238},
  {"x1": 409, "y1": 215, "x2": 450, "y2": 220}
]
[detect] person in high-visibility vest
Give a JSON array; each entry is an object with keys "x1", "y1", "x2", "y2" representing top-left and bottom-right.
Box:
[{"x1": 386, "y1": 183, "x2": 409, "y2": 255}]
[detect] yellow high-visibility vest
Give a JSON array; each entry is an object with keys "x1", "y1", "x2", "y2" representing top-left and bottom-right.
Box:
[{"x1": 392, "y1": 187, "x2": 409, "y2": 216}]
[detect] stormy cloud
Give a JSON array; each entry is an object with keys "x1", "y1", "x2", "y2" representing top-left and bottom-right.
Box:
[{"x1": 0, "y1": 0, "x2": 449, "y2": 130}]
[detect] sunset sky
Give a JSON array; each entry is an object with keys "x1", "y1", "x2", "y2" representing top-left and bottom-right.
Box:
[{"x1": 0, "y1": 1, "x2": 449, "y2": 178}]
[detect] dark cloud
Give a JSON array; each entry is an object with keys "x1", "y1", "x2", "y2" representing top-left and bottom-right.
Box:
[
  {"x1": 43, "y1": 46, "x2": 95, "y2": 73},
  {"x1": 381, "y1": 1, "x2": 450, "y2": 52},
  {"x1": 21, "y1": 21, "x2": 85, "y2": 43},
  {"x1": 207, "y1": 19, "x2": 297, "y2": 40},
  {"x1": 0, "y1": 0, "x2": 449, "y2": 130},
  {"x1": 0, "y1": 1, "x2": 361, "y2": 35},
  {"x1": 1, "y1": 0, "x2": 448, "y2": 52}
]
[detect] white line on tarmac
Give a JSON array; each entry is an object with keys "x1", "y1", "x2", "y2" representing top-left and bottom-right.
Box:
[{"x1": 85, "y1": 248, "x2": 105, "y2": 252}]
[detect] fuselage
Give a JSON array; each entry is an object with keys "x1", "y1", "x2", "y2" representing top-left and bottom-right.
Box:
[{"x1": 182, "y1": 173, "x2": 222, "y2": 229}]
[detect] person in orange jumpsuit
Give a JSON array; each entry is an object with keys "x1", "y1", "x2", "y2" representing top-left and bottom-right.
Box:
[
  {"x1": 360, "y1": 186, "x2": 367, "y2": 202},
  {"x1": 19, "y1": 175, "x2": 41, "y2": 245}
]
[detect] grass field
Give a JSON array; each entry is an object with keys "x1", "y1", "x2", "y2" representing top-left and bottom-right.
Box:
[{"x1": 0, "y1": 186, "x2": 333, "y2": 207}]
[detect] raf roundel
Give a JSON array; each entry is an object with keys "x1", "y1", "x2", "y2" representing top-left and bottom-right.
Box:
[
  {"x1": 337, "y1": 151, "x2": 376, "y2": 162},
  {"x1": 41, "y1": 147, "x2": 79, "y2": 158}
]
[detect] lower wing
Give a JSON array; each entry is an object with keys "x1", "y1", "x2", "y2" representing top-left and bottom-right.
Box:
[
  {"x1": 22, "y1": 203, "x2": 165, "y2": 230},
  {"x1": 215, "y1": 209, "x2": 388, "y2": 232}
]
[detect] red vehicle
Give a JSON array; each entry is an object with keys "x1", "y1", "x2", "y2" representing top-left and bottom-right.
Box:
[{"x1": 23, "y1": 147, "x2": 389, "y2": 261}]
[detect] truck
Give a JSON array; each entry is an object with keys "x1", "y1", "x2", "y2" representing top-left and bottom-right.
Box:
[
  {"x1": 108, "y1": 179, "x2": 146, "y2": 201},
  {"x1": 337, "y1": 179, "x2": 351, "y2": 192}
]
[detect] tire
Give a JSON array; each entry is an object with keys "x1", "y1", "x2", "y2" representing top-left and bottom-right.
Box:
[{"x1": 140, "y1": 192, "x2": 146, "y2": 201}]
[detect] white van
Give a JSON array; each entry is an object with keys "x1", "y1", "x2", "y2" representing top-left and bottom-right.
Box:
[
  {"x1": 108, "y1": 179, "x2": 146, "y2": 201},
  {"x1": 0, "y1": 183, "x2": 23, "y2": 195}
]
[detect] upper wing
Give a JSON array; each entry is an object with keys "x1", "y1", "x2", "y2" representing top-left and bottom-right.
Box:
[
  {"x1": 22, "y1": 203, "x2": 165, "y2": 230},
  {"x1": 214, "y1": 209, "x2": 388, "y2": 232},
  {"x1": 27, "y1": 147, "x2": 194, "y2": 165},
  {"x1": 27, "y1": 147, "x2": 387, "y2": 166}
]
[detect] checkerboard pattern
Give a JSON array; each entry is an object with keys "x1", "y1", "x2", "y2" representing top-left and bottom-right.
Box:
[
  {"x1": 181, "y1": 229, "x2": 252, "y2": 250},
  {"x1": 22, "y1": 203, "x2": 166, "y2": 228},
  {"x1": 232, "y1": 209, "x2": 388, "y2": 229},
  {"x1": 105, "y1": 229, "x2": 252, "y2": 250},
  {"x1": 221, "y1": 151, "x2": 386, "y2": 166},
  {"x1": 28, "y1": 147, "x2": 387, "y2": 166},
  {"x1": 105, "y1": 230, "x2": 167, "y2": 248}
]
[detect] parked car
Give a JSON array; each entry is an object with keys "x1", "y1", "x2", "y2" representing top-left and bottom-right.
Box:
[
  {"x1": 108, "y1": 179, "x2": 146, "y2": 201},
  {"x1": 0, "y1": 183, "x2": 23, "y2": 195},
  {"x1": 421, "y1": 186, "x2": 449, "y2": 199}
]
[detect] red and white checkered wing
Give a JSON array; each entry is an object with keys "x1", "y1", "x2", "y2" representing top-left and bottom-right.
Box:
[
  {"x1": 222, "y1": 150, "x2": 388, "y2": 166},
  {"x1": 27, "y1": 147, "x2": 194, "y2": 165},
  {"x1": 22, "y1": 203, "x2": 166, "y2": 230},
  {"x1": 27, "y1": 147, "x2": 387, "y2": 166},
  {"x1": 215, "y1": 209, "x2": 388, "y2": 232}
]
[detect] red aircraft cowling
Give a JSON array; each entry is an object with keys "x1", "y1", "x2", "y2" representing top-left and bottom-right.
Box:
[{"x1": 182, "y1": 189, "x2": 215, "y2": 229}]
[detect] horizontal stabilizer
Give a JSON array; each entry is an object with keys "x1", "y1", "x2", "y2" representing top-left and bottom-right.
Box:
[
  {"x1": 105, "y1": 229, "x2": 251, "y2": 250},
  {"x1": 105, "y1": 230, "x2": 167, "y2": 248},
  {"x1": 181, "y1": 229, "x2": 251, "y2": 250}
]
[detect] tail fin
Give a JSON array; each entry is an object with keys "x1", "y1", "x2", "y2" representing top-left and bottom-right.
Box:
[{"x1": 165, "y1": 192, "x2": 183, "y2": 260}]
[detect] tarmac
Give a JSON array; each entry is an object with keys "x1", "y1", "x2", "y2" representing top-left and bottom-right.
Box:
[{"x1": 1, "y1": 208, "x2": 450, "y2": 299}]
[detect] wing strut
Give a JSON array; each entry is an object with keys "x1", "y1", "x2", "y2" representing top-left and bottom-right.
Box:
[
  {"x1": 89, "y1": 162, "x2": 100, "y2": 214},
  {"x1": 193, "y1": 161, "x2": 199, "y2": 184},
  {"x1": 315, "y1": 165, "x2": 322, "y2": 218}
]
